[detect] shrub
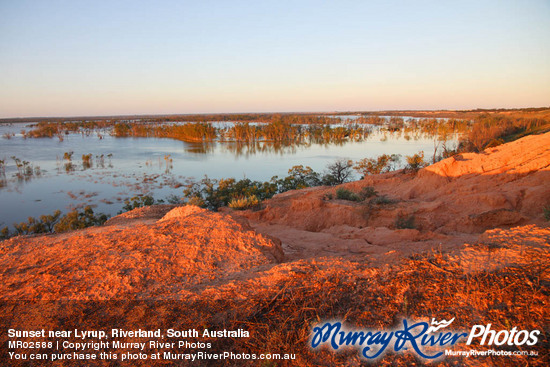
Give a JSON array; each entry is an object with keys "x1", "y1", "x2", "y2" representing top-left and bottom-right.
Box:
[
  {"x1": 12, "y1": 210, "x2": 62, "y2": 236},
  {"x1": 358, "y1": 186, "x2": 378, "y2": 200},
  {"x1": 186, "y1": 196, "x2": 206, "y2": 207},
  {"x1": 63, "y1": 151, "x2": 73, "y2": 161},
  {"x1": 0, "y1": 227, "x2": 9, "y2": 240},
  {"x1": 335, "y1": 188, "x2": 360, "y2": 201},
  {"x1": 228, "y1": 195, "x2": 260, "y2": 210},
  {"x1": 182, "y1": 161, "x2": 360, "y2": 210},
  {"x1": 370, "y1": 195, "x2": 397, "y2": 206},
  {"x1": 39, "y1": 211, "x2": 63, "y2": 232},
  {"x1": 354, "y1": 154, "x2": 400, "y2": 176},
  {"x1": 184, "y1": 177, "x2": 278, "y2": 211},
  {"x1": 121, "y1": 195, "x2": 156, "y2": 212},
  {"x1": 165, "y1": 194, "x2": 184, "y2": 204},
  {"x1": 278, "y1": 165, "x2": 320, "y2": 191},
  {"x1": 54, "y1": 206, "x2": 108, "y2": 233},
  {"x1": 82, "y1": 154, "x2": 93, "y2": 169},
  {"x1": 1, "y1": 207, "x2": 109, "y2": 239},
  {"x1": 544, "y1": 205, "x2": 550, "y2": 221},
  {"x1": 405, "y1": 151, "x2": 425, "y2": 171},
  {"x1": 395, "y1": 214, "x2": 416, "y2": 229}
]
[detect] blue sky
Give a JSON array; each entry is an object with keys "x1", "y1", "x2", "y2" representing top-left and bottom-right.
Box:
[{"x1": 1, "y1": 0, "x2": 549, "y2": 117}]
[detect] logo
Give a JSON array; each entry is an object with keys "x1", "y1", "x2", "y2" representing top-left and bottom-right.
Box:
[
  {"x1": 467, "y1": 324, "x2": 540, "y2": 346},
  {"x1": 310, "y1": 319, "x2": 540, "y2": 360},
  {"x1": 426, "y1": 318, "x2": 455, "y2": 333}
]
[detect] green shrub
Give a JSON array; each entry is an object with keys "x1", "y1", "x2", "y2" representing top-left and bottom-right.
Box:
[
  {"x1": 228, "y1": 195, "x2": 260, "y2": 210},
  {"x1": 278, "y1": 165, "x2": 320, "y2": 191},
  {"x1": 544, "y1": 205, "x2": 550, "y2": 221},
  {"x1": 358, "y1": 186, "x2": 378, "y2": 200},
  {"x1": 370, "y1": 195, "x2": 397, "y2": 206},
  {"x1": 395, "y1": 214, "x2": 416, "y2": 229},
  {"x1": 182, "y1": 161, "x2": 365, "y2": 210},
  {"x1": 54, "y1": 206, "x2": 108, "y2": 233},
  {"x1": 335, "y1": 188, "x2": 360, "y2": 201},
  {"x1": 184, "y1": 177, "x2": 278, "y2": 211},
  {"x1": 2, "y1": 207, "x2": 108, "y2": 239},
  {"x1": 12, "y1": 210, "x2": 62, "y2": 236},
  {"x1": 121, "y1": 195, "x2": 156, "y2": 212},
  {"x1": 165, "y1": 194, "x2": 184, "y2": 205}
]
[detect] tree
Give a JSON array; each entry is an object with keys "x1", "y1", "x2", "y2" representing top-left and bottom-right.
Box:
[
  {"x1": 354, "y1": 154, "x2": 400, "y2": 176},
  {"x1": 322, "y1": 159, "x2": 354, "y2": 185},
  {"x1": 278, "y1": 165, "x2": 320, "y2": 191}
]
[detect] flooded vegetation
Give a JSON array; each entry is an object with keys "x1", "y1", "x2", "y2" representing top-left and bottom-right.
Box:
[{"x1": 1, "y1": 110, "x2": 549, "y2": 235}]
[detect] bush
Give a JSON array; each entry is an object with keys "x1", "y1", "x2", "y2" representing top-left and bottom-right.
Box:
[
  {"x1": 186, "y1": 196, "x2": 206, "y2": 207},
  {"x1": 335, "y1": 188, "x2": 360, "y2": 201},
  {"x1": 544, "y1": 205, "x2": 550, "y2": 221},
  {"x1": 370, "y1": 195, "x2": 397, "y2": 206},
  {"x1": 354, "y1": 154, "x2": 400, "y2": 176},
  {"x1": 54, "y1": 206, "x2": 108, "y2": 233},
  {"x1": 182, "y1": 161, "x2": 361, "y2": 210},
  {"x1": 1, "y1": 207, "x2": 109, "y2": 239},
  {"x1": 11, "y1": 210, "x2": 62, "y2": 236},
  {"x1": 358, "y1": 186, "x2": 378, "y2": 200},
  {"x1": 228, "y1": 195, "x2": 260, "y2": 210},
  {"x1": 165, "y1": 194, "x2": 184, "y2": 204},
  {"x1": 278, "y1": 165, "x2": 320, "y2": 191},
  {"x1": 405, "y1": 151, "x2": 425, "y2": 171},
  {"x1": 0, "y1": 227, "x2": 9, "y2": 240},
  {"x1": 395, "y1": 214, "x2": 416, "y2": 229},
  {"x1": 82, "y1": 154, "x2": 93, "y2": 169},
  {"x1": 121, "y1": 195, "x2": 156, "y2": 212},
  {"x1": 183, "y1": 177, "x2": 278, "y2": 211}
]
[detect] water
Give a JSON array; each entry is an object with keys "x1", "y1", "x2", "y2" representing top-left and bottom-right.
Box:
[{"x1": 0, "y1": 121, "x2": 456, "y2": 228}]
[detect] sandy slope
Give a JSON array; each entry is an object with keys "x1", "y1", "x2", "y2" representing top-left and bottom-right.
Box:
[
  {"x1": 0, "y1": 205, "x2": 282, "y2": 300},
  {"x1": 237, "y1": 132, "x2": 550, "y2": 264}
]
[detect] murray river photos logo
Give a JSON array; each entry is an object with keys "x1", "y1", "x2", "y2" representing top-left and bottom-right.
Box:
[{"x1": 310, "y1": 318, "x2": 541, "y2": 360}]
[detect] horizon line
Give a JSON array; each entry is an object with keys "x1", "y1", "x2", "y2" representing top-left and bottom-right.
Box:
[{"x1": 1, "y1": 106, "x2": 549, "y2": 122}]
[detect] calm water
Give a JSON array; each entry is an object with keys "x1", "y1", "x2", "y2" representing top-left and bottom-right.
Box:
[{"x1": 0, "y1": 121, "x2": 455, "y2": 228}]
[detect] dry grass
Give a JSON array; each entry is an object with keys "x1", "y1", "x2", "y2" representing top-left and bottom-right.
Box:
[{"x1": 2, "y1": 235, "x2": 548, "y2": 366}]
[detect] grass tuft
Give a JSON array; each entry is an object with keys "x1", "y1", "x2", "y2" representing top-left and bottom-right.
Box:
[
  {"x1": 228, "y1": 195, "x2": 260, "y2": 210},
  {"x1": 335, "y1": 188, "x2": 360, "y2": 201}
]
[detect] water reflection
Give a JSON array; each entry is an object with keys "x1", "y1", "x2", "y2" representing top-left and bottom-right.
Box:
[
  {"x1": 183, "y1": 141, "x2": 216, "y2": 154},
  {"x1": 178, "y1": 125, "x2": 458, "y2": 158},
  {"x1": 0, "y1": 119, "x2": 463, "y2": 228}
]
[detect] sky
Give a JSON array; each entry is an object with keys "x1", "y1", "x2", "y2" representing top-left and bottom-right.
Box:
[{"x1": 0, "y1": 0, "x2": 549, "y2": 118}]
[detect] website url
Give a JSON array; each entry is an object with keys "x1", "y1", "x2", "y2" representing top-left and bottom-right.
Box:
[
  {"x1": 445, "y1": 349, "x2": 539, "y2": 357},
  {"x1": 163, "y1": 351, "x2": 296, "y2": 361}
]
